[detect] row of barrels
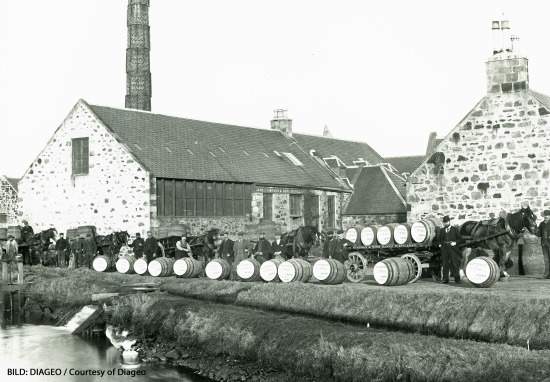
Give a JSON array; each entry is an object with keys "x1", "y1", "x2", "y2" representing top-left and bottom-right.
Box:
[{"x1": 344, "y1": 218, "x2": 441, "y2": 247}]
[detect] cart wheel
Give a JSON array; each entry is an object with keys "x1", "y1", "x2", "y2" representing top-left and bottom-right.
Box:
[
  {"x1": 345, "y1": 252, "x2": 368, "y2": 283},
  {"x1": 401, "y1": 253, "x2": 423, "y2": 283}
]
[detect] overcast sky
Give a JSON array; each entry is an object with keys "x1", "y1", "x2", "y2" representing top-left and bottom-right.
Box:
[{"x1": 2, "y1": 0, "x2": 550, "y2": 177}]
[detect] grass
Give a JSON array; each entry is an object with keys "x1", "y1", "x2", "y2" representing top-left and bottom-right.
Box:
[{"x1": 109, "y1": 293, "x2": 550, "y2": 382}]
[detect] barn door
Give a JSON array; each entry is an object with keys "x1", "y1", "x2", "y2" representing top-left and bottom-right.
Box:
[{"x1": 303, "y1": 193, "x2": 320, "y2": 229}]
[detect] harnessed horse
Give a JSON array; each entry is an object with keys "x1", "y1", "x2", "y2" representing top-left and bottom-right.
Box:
[
  {"x1": 96, "y1": 231, "x2": 130, "y2": 258},
  {"x1": 27, "y1": 228, "x2": 58, "y2": 265},
  {"x1": 280, "y1": 226, "x2": 319, "y2": 259},
  {"x1": 460, "y1": 208, "x2": 537, "y2": 277}
]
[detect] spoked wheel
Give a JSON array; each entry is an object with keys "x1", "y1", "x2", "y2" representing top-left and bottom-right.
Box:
[
  {"x1": 401, "y1": 253, "x2": 423, "y2": 283},
  {"x1": 345, "y1": 252, "x2": 369, "y2": 283}
]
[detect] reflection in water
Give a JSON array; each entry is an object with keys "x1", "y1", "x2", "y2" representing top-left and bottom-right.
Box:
[{"x1": 1, "y1": 325, "x2": 208, "y2": 382}]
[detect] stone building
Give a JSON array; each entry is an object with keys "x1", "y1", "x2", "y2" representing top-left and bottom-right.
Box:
[
  {"x1": 17, "y1": 100, "x2": 388, "y2": 236},
  {"x1": 342, "y1": 165, "x2": 407, "y2": 226},
  {"x1": 0, "y1": 175, "x2": 19, "y2": 228},
  {"x1": 407, "y1": 20, "x2": 550, "y2": 223}
]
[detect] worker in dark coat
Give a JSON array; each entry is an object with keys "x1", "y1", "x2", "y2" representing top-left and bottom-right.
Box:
[
  {"x1": 271, "y1": 234, "x2": 284, "y2": 258},
  {"x1": 144, "y1": 231, "x2": 161, "y2": 262},
  {"x1": 69, "y1": 238, "x2": 81, "y2": 269},
  {"x1": 330, "y1": 230, "x2": 351, "y2": 263},
  {"x1": 130, "y1": 233, "x2": 145, "y2": 258},
  {"x1": 537, "y1": 210, "x2": 550, "y2": 279},
  {"x1": 55, "y1": 233, "x2": 69, "y2": 267},
  {"x1": 435, "y1": 215, "x2": 463, "y2": 283},
  {"x1": 252, "y1": 232, "x2": 273, "y2": 264},
  {"x1": 219, "y1": 232, "x2": 235, "y2": 264},
  {"x1": 322, "y1": 231, "x2": 334, "y2": 258},
  {"x1": 21, "y1": 220, "x2": 34, "y2": 265},
  {"x1": 77, "y1": 237, "x2": 89, "y2": 268}
]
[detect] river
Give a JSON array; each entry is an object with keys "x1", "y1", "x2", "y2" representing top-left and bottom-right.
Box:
[{"x1": 1, "y1": 325, "x2": 210, "y2": 382}]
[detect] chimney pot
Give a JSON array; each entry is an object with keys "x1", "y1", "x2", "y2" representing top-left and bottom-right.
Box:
[{"x1": 271, "y1": 109, "x2": 293, "y2": 137}]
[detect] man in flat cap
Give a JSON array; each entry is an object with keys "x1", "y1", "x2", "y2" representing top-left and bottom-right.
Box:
[
  {"x1": 435, "y1": 215, "x2": 463, "y2": 284},
  {"x1": 537, "y1": 210, "x2": 550, "y2": 278}
]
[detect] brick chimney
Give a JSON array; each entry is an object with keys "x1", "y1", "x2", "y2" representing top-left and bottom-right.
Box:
[
  {"x1": 271, "y1": 109, "x2": 292, "y2": 137},
  {"x1": 125, "y1": 0, "x2": 152, "y2": 111},
  {"x1": 486, "y1": 20, "x2": 528, "y2": 95}
]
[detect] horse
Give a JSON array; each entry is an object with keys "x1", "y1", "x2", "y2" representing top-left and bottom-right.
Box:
[
  {"x1": 27, "y1": 228, "x2": 58, "y2": 266},
  {"x1": 280, "y1": 226, "x2": 320, "y2": 259},
  {"x1": 460, "y1": 207, "x2": 538, "y2": 278},
  {"x1": 189, "y1": 228, "x2": 220, "y2": 261},
  {"x1": 96, "y1": 231, "x2": 130, "y2": 258}
]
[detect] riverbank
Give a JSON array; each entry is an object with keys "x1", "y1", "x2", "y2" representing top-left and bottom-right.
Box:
[{"x1": 19, "y1": 266, "x2": 550, "y2": 381}]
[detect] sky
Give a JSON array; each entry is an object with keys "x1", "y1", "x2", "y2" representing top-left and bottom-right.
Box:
[{"x1": 2, "y1": 0, "x2": 550, "y2": 178}]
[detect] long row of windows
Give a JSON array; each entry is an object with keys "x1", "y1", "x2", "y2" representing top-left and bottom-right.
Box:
[{"x1": 157, "y1": 179, "x2": 253, "y2": 217}]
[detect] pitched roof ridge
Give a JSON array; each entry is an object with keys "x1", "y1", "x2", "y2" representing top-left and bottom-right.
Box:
[
  {"x1": 385, "y1": 154, "x2": 425, "y2": 160},
  {"x1": 380, "y1": 166, "x2": 407, "y2": 206},
  {"x1": 293, "y1": 131, "x2": 376, "y2": 146},
  {"x1": 89, "y1": 103, "x2": 282, "y2": 135}
]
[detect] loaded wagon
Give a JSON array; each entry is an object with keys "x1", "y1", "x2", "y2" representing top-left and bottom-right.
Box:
[{"x1": 342, "y1": 218, "x2": 442, "y2": 283}]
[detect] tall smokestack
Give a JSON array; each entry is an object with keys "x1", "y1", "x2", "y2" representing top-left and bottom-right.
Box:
[{"x1": 125, "y1": 0, "x2": 151, "y2": 111}]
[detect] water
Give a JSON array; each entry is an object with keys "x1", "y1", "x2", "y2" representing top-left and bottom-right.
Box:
[{"x1": 1, "y1": 325, "x2": 209, "y2": 382}]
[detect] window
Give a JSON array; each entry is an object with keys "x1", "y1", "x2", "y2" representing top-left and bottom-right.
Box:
[
  {"x1": 0, "y1": 213, "x2": 7, "y2": 224},
  {"x1": 156, "y1": 179, "x2": 252, "y2": 217},
  {"x1": 327, "y1": 196, "x2": 335, "y2": 229},
  {"x1": 72, "y1": 138, "x2": 89, "y2": 175},
  {"x1": 290, "y1": 194, "x2": 302, "y2": 216},
  {"x1": 263, "y1": 193, "x2": 273, "y2": 221},
  {"x1": 282, "y1": 152, "x2": 303, "y2": 166}
]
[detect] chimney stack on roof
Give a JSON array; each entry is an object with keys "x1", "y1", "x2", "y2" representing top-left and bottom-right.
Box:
[
  {"x1": 271, "y1": 109, "x2": 293, "y2": 137},
  {"x1": 125, "y1": 0, "x2": 152, "y2": 111},
  {"x1": 322, "y1": 125, "x2": 333, "y2": 138}
]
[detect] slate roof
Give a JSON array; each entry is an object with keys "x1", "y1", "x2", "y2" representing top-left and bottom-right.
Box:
[
  {"x1": 293, "y1": 133, "x2": 385, "y2": 166},
  {"x1": 87, "y1": 103, "x2": 348, "y2": 191},
  {"x1": 343, "y1": 166, "x2": 407, "y2": 215},
  {"x1": 385, "y1": 155, "x2": 426, "y2": 175},
  {"x1": 2, "y1": 176, "x2": 18, "y2": 192}
]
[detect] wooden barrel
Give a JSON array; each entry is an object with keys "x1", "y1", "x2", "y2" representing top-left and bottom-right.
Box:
[
  {"x1": 92, "y1": 255, "x2": 115, "y2": 272},
  {"x1": 205, "y1": 258, "x2": 231, "y2": 280},
  {"x1": 260, "y1": 258, "x2": 284, "y2": 282},
  {"x1": 0, "y1": 228, "x2": 7, "y2": 240},
  {"x1": 376, "y1": 225, "x2": 393, "y2": 246},
  {"x1": 116, "y1": 256, "x2": 136, "y2": 274},
  {"x1": 236, "y1": 258, "x2": 261, "y2": 282},
  {"x1": 410, "y1": 218, "x2": 440, "y2": 244},
  {"x1": 344, "y1": 227, "x2": 362, "y2": 245},
  {"x1": 173, "y1": 257, "x2": 203, "y2": 278},
  {"x1": 373, "y1": 257, "x2": 415, "y2": 286},
  {"x1": 148, "y1": 257, "x2": 175, "y2": 277},
  {"x1": 7, "y1": 226, "x2": 21, "y2": 241},
  {"x1": 77, "y1": 225, "x2": 96, "y2": 239},
  {"x1": 521, "y1": 233, "x2": 545, "y2": 276},
  {"x1": 277, "y1": 258, "x2": 312, "y2": 283},
  {"x1": 465, "y1": 256, "x2": 500, "y2": 288},
  {"x1": 133, "y1": 258, "x2": 149, "y2": 275},
  {"x1": 360, "y1": 226, "x2": 377, "y2": 246},
  {"x1": 390, "y1": 223, "x2": 411, "y2": 245},
  {"x1": 312, "y1": 258, "x2": 346, "y2": 284}
]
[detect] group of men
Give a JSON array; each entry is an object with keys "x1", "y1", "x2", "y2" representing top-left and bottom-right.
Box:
[{"x1": 320, "y1": 229, "x2": 352, "y2": 262}]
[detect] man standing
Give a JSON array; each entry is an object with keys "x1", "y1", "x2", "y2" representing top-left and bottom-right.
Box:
[
  {"x1": 435, "y1": 215, "x2": 463, "y2": 283},
  {"x1": 21, "y1": 220, "x2": 34, "y2": 265},
  {"x1": 271, "y1": 234, "x2": 284, "y2": 258},
  {"x1": 130, "y1": 233, "x2": 145, "y2": 258},
  {"x1": 69, "y1": 237, "x2": 81, "y2": 269},
  {"x1": 322, "y1": 231, "x2": 334, "y2": 258},
  {"x1": 253, "y1": 232, "x2": 273, "y2": 264},
  {"x1": 2, "y1": 235, "x2": 18, "y2": 282},
  {"x1": 175, "y1": 234, "x2": 193, "y2": 260},
  {"x1": 144, "y1": 231, "x2": 161, "y2": 262},
  {"x1": 232, "y1": 232, "x2": 250, "y2": 280},
  {"x1": 537, "y1": 210, "x2": 550, "y2": 279},
  {"x1": 55, "y1": 233, "x2": 69, "y2": 267},
  {"x1": 330, "y1": 229, "x2": 352, "y2": 263},
  {"x1": 218, "y1": 232, "x2": 234, "y2": 265}
]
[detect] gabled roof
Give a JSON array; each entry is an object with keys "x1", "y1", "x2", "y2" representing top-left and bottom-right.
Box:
[
  {"x1": 293, "y1": 133, "x2": 385, "y2": 166},
  {"x1": 385, "y1": 155, "x2": 426, "y2": 175},
  {"x1": 343, "y1": 166, "x2": 407, "y2": 215},
  {"x1": 1, "y1": 176, "x2": 18, "y2": 192},
  {"x1": 87, "y1": 103, "x2": 348, "y2": 191}
]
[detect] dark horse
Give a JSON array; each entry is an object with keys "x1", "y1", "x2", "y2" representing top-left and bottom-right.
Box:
[
  {"x1": 189, "y1": 228, "x2": 220, "y2": 261},
  {"x1": 27, "y1": 228, "x2": 58, "y2": 265},
  {"x1": 459, "y1": 208, "x2": 538, "y2": 277},
  {"x1": 280, "y1": 226, "x2": 319, "y2": 259},
  {"x1": 96, "y1": 231, "x2": 130, "y2": 258}
]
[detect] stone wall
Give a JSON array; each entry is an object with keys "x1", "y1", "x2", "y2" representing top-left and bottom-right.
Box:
[
  {"x1": 0, "y1": 177, "x2": 19, "y2": 228},
  {"x1": 342, "y1": 213, "x2": 406, "y2": 228},
  {"x1": 407, "y1": 90, "x2": 550, "y2": 224},
  {"x1": 18, "y1": 101, "x2": 151, "y2": 235}
]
